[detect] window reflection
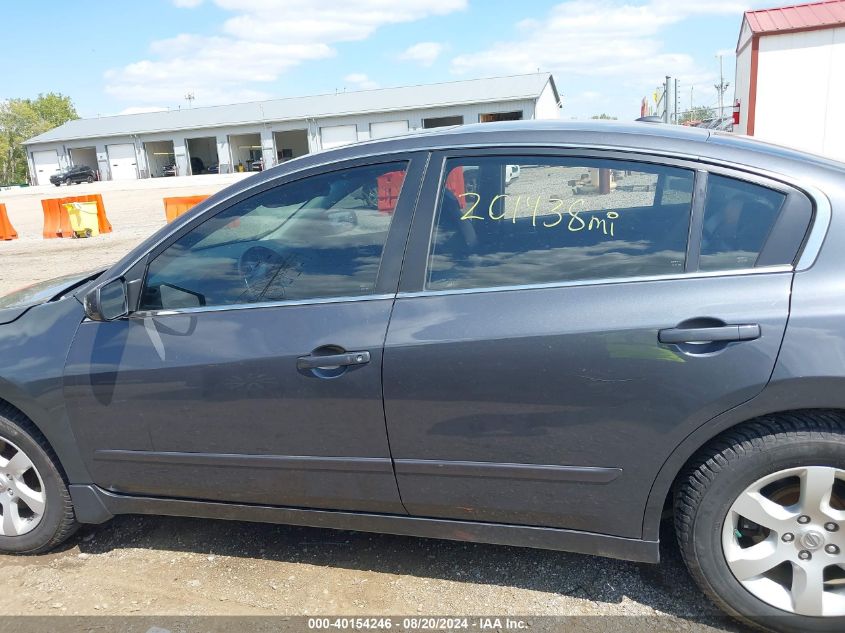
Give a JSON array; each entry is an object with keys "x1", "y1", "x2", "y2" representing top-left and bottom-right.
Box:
[
  {"x1": 427, "y1": 158, "x2": 695, "y2": 290},
  {"x1": 142, "y1": 162, "x2": 407, "y2": 310}
]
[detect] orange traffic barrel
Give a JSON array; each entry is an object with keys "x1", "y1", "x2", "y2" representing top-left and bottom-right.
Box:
[
  {"x1": 41, "y1": 194, "x2": 112, "y2": 239},
  {"x1": 376, "y1": 170, "x2": 406, "y2": 213},
  {"x1": 163, "y1": 195, "x2": 210, "y2": 223},
  {"x1": 41, "y1": 198, "x2": 73, "y2": 238},
  {"x1": 0, "y1": 203, "x2": 17, "y2": 240},
  {"x1": 445, "y1": 166, "x2": 467, "y2": 208}
]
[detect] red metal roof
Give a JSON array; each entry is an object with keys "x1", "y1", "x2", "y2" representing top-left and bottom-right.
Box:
[{"x1": 745, "y1": 0, "x2": 845, "y2": 34}]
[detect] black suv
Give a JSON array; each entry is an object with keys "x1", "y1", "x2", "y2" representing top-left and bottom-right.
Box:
[
  {"x1": 49, "y1": 164, "x2": 96, "y2": 186},
  {"x1": 2, "y1": 121, "x2": 845, "y2": 633}
]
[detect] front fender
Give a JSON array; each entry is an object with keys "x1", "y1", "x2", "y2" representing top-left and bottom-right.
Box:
[{"x1": 0, "y1": 297, "x2": 91, "y2": 483}]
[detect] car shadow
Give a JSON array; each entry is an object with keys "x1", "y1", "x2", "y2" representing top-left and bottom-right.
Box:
[{"x1": 47, "y1": 514, "x2": 752, "y2": 631}]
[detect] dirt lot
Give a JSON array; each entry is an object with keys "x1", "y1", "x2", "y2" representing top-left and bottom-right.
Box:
[
  {"x1": 0, "y1": 518, "x2": 740, "y2": 631},
  {"x1": 0, "y1": 177, "x2": 741, "y2": 631},
  {"x1": 0, "y1": 175, "x2": 249, "y2": 296}
]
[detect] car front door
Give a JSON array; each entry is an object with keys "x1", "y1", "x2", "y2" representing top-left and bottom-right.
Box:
[
  {"x1": 384, "y1": 149, "x2": 811, "y2": 538},
  {"x1": 63, "y1": 155, "x2": 424, "y2": 513}
]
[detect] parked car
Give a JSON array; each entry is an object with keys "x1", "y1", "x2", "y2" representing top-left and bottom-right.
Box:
[
  {"x1": 162, "y1": 163, "x2": 176, "y2": 177},
  {"x1": 2, "y1": 121, "x2": 844, "y2": 633},
  {"x1": 49, "y1": 165, "x2": 96, "y2": 186}
]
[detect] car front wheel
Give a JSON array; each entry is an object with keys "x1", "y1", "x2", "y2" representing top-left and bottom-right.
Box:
[
  {"x1": 0, "y1": 406, "x2": 78, "y2": 554},
  {"x1": 675, "y1": 413, "x2": 845, "y2": 633}
]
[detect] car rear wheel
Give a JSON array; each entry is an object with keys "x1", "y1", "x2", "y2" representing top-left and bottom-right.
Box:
[
  {"x1": 86, "y1": 175, "x2": 94, "y2": 183},
  {"x1": 0, "y1": 406, "x2": 78, "y2": 554},
  {"x1": 675, "y1": 413, "x2": 845, "y2": 633}
]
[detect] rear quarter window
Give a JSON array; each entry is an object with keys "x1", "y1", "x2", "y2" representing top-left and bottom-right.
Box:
[{"x1": 699, "y1": 175, "x2": 787, "y2": 271}]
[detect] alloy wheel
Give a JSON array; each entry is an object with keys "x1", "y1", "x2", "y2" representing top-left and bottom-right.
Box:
[
  {"x1": 722, "y1": 465, "x2": 845, "y2": 616},
  {"x1": 0, "y1": 436, "x2": 46, "y2": 537}
]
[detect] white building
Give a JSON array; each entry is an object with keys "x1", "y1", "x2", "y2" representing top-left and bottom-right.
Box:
[
  {"x1": 734, "y1": 0, "x2": 845, "y2": 161},
  {"x1": 24, "y1": 74, "x2": 561, "y2": 185}
]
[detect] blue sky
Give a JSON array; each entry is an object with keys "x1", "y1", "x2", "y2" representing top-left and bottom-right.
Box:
[{"x1": 2, "y1": 0, "x2": 771, "y2": 120}]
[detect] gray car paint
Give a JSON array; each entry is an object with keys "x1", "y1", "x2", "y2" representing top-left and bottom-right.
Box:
[
  {"x1": 383, "y1": 273, "x2": 792, "y2": 537},
  {"x1": 1, "y1": 120, "x2": 844, "y2": 562},
  {"x1": 62, "y1": 299, "x2": 406, "y2": 514}
]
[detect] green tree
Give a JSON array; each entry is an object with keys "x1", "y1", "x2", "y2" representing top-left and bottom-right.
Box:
[
  {"x1": 591, "y1": 113, "x2": 617, "y2": 120},
  {"x1": 680, "y1": 105, "x2": 716, "y2": 124},
  {"x1": 0, "y1": 93, "x2": 78, "y2": 185}
]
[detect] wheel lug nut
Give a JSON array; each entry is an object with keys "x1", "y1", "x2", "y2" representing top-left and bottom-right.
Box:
[
  {"x1": 782, "y1": 533, "x2": 795, "y2": 542},
  {"x1": 798, "y1": 515, "x2": 811, "y2": 524},
  {"x1": 798, "y1": 550, "x2": 812, "y2": 560},
  {"x1": 825, "y1": 522, "x2": 839, "y2": 532},
  {"x1": 825, "y1": 544, "x2": 839, "y2": 555}
]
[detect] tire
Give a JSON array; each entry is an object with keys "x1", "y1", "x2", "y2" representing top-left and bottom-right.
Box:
[
  {"x1": 675, "y1": 412, "x2": 845, "y2": 633},
  {"x1": 63, "y1": 178, "x2": 70, "y2": 186},
  {"x1": 86, "y1": 175, "x2": 94, "y2": 183},
  {"x1": 0, "y1": 405, "x2": 78, "y2": 554}
]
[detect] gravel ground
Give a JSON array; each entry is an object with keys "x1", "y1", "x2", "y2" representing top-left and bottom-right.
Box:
[
  {"x1": 0, "y1": 175, "x2": 744, "y2": 631},
  {"x1": 0, "y1": 516, "x2": 742, "y2": 631},
  {"x1": 0, "y1": 175, "x2": 249, "y2": 296}
]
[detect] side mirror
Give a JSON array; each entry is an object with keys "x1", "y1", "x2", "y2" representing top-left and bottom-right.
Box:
[{"x1": 83, "y1": 278, "x2": 129, "y2": 322}]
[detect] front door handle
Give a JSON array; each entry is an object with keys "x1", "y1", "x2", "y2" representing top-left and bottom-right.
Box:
[
  {"x1": 296, "y1": 350, "x2": 371, "y2": 370},
  {"x1": 658, "y1": 324, "x2": 760, "y2": 344}
]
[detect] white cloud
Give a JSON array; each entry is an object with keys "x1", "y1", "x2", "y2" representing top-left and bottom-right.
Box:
[
  {"x1": 107, "y1": 0, "x2": 466, "y2": 105},
  {"x1": 450, "y1": 0, "x2": 755, "y2": 116},
  {"x1": 173, "y1": 0, "x2": 204, "y2": 7},
  {"x1": 344, "y1": 73, "x2": 380, "y2": 90},
  {"x1": 399, "y1": 42, "x2": 444, "y2": 67}
]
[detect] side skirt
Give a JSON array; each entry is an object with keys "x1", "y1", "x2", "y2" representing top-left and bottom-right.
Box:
[{"x1": 69, "y1": 484, "x2": 659, "y2": 563}]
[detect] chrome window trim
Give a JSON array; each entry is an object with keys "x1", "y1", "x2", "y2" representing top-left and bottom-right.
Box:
[
  {"x1": 128, "y1": 293, "x2": 395, "y2": 319},
  {"x1": 104, "y1": 141, "x2": 830, "y2": 283},
  {"x1": 397, "y1": 266, "x2": 794, "y2": 299},
  {"x1": 794, "y1": 183, "x2": 831, "y2": 271}
]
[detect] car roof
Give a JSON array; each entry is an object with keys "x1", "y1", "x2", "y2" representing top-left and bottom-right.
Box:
[
  {"x1": 254, "y1": 120, "x2": 845, "y2": 185},
  {"x1": 105, "y1": 120, "x2": 843, "y2": 285}
]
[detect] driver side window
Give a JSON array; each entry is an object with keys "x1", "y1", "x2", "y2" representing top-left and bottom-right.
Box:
[{"x1": 140, "y1": 161, "x2": 408, "y2": 310}]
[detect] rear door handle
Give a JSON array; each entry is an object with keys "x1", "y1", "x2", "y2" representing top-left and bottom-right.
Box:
[
  {"x1": 658, "y1": 324, "x2": 760, "y2": 344},
  {"x1": 296, "y1": 351, "x2": 371, "y2": 370}
]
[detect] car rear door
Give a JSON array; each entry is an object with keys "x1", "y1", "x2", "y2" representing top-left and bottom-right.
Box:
[
  {"x1": 383, "y1": 149, "x2": 812, "y2": 538},
  {"x1": 63, "y1": 154, "x2": 425, "y2": 513}
]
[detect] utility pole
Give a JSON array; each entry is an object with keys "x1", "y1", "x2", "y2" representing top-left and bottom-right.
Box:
[
  {"x1": 664, "y1": 75, "x2": 670, "y2": 123},
  {"x1": 675, "y1": 78, "x2": 679, "y2": 124},
  {"x1": 715, "y1": 55, "x2": 730, "y2": 118},
  {"x1": 185, "y1": 92, "x2": 195, "y2": 109}
]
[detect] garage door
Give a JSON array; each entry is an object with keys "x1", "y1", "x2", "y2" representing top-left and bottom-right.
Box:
[
  {"x1": 320, "y1": 125, "x2": 358, "y2": 150},
  {"x1": 107, "y1": 143, "x2": 138, "y2": 181},
  {"x1": 32, "y1": 150, "x2": 59, "y2": 186},
  {"x1": 370, "y1": 120, "x2": 409, "y2": 139}
]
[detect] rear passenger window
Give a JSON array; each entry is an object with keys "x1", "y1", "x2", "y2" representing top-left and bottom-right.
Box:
[
  {"x1": 426, "y1": 156, "x2": 695, "y2": 290},
  {"x1": 699, "y1": 175, "x2": 786, "y2": 271}
]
